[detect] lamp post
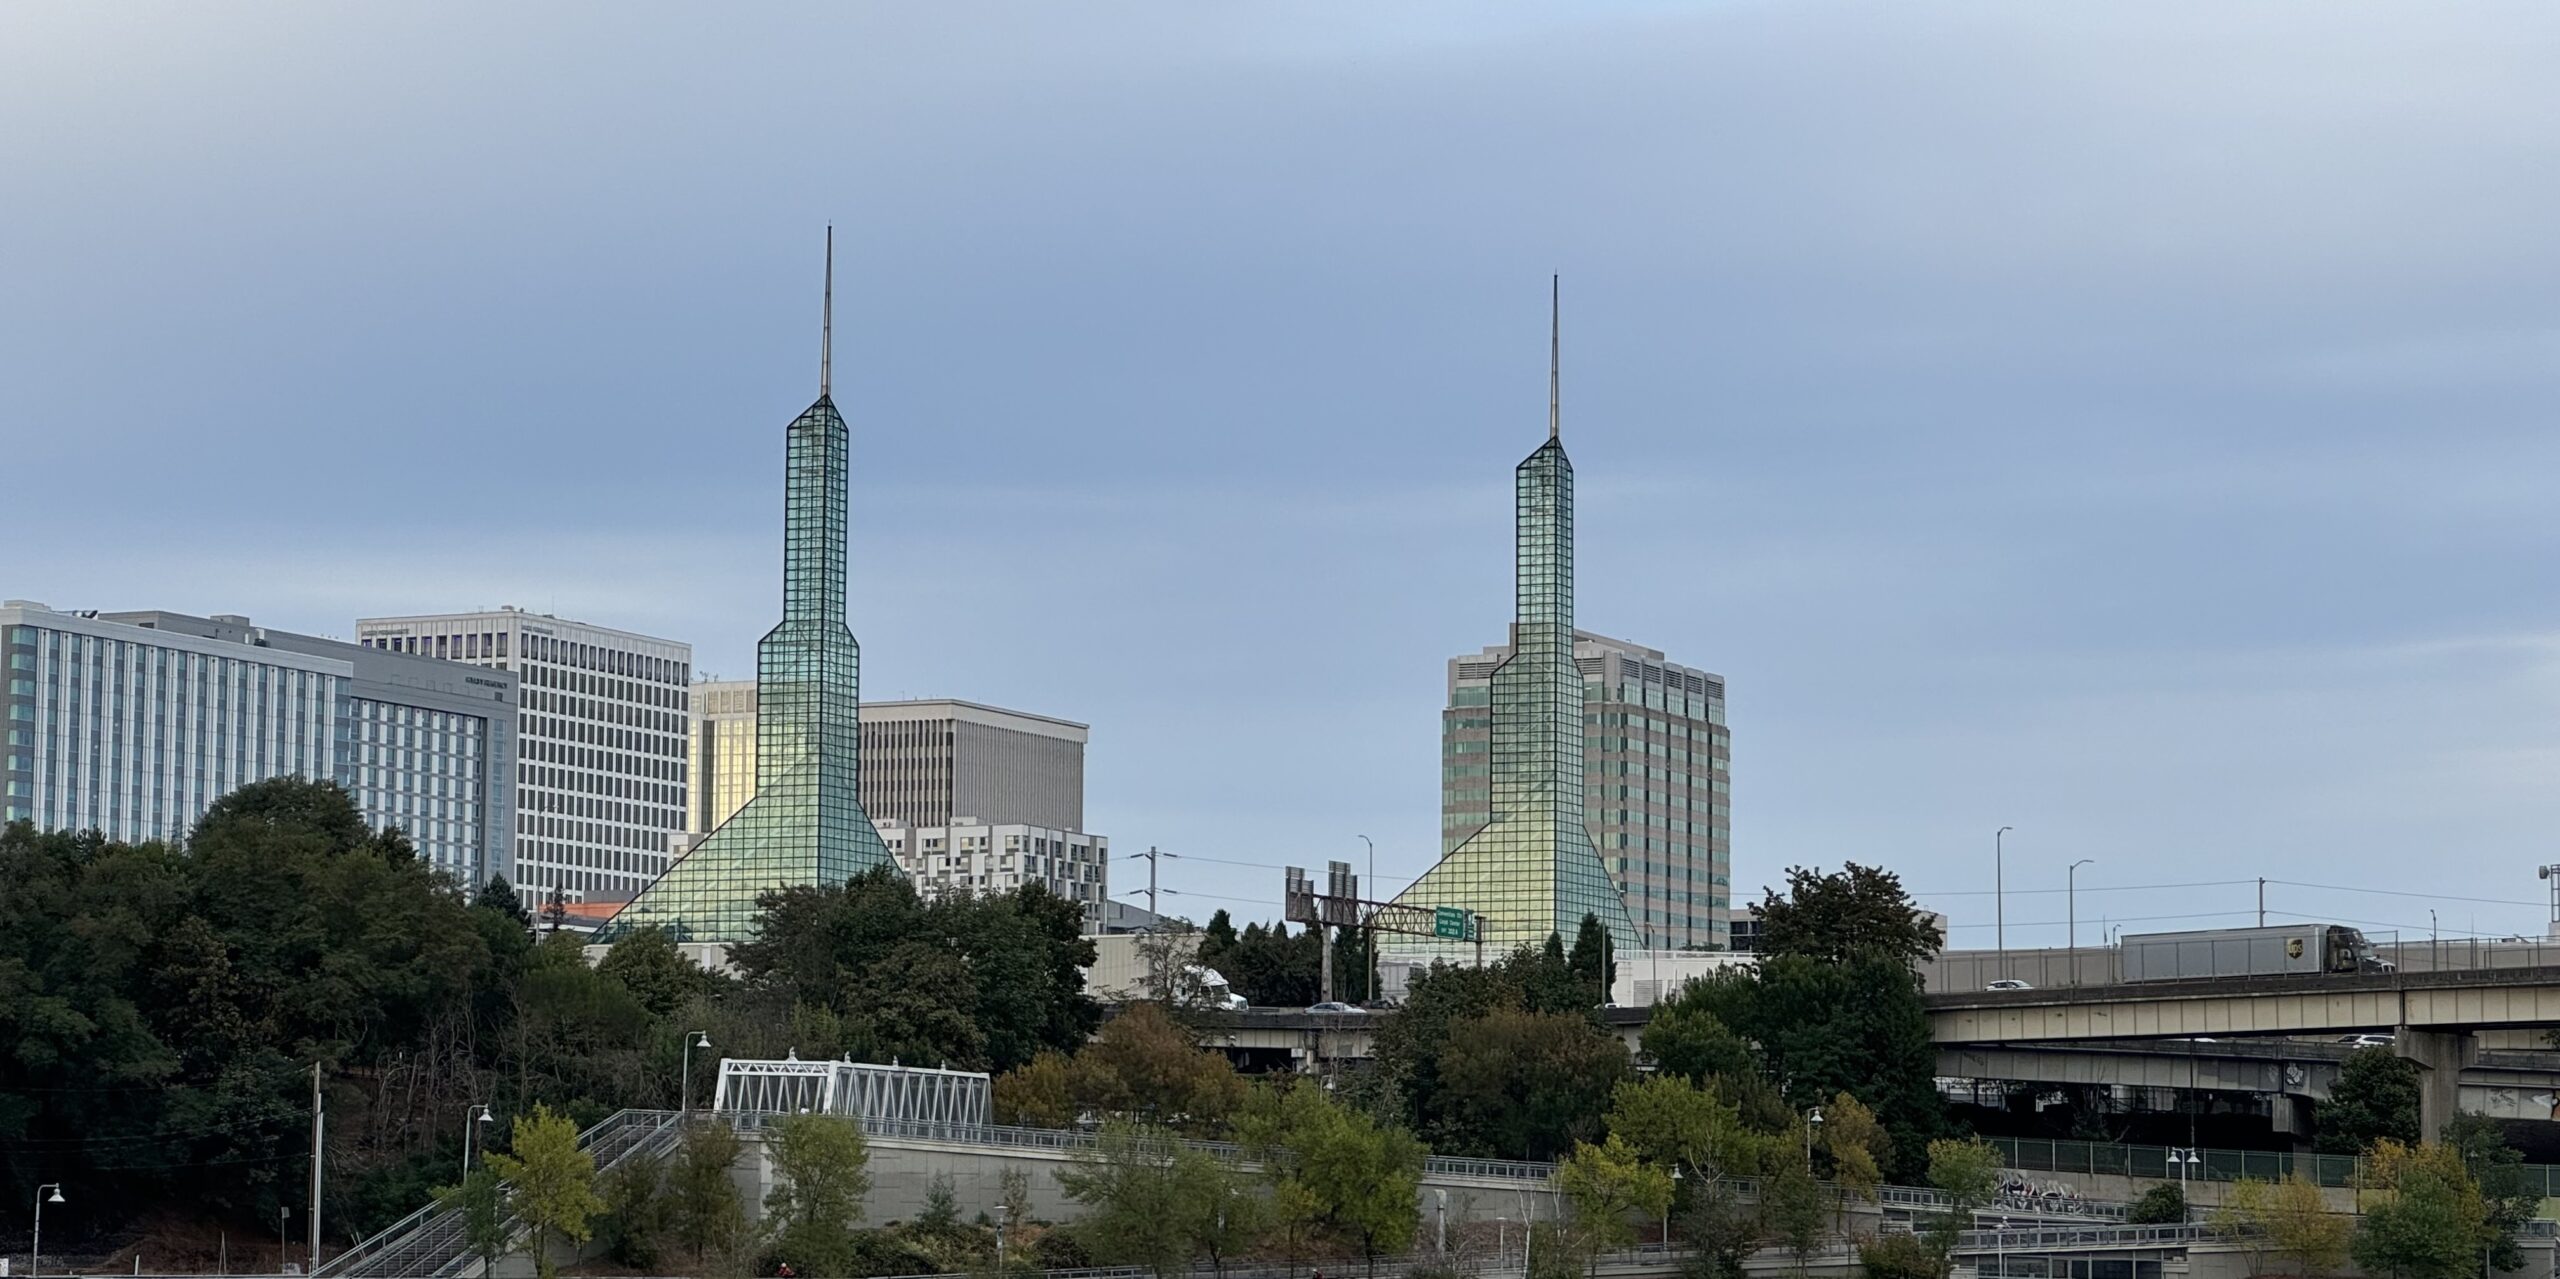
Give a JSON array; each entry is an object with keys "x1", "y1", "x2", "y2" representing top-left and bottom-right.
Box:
[
  {"x1": 681, "y1": 1030, "x2": 712, "y2": 1114},
  {"x1": 32, "y1": 1184, "x2": 64, "y2": 1278},
  {"x1": 1358, "y1": 835, "x2": 1376, "y2": 1004},
  {"x1": 1668, "y1": 1165, "x2": 1683, "y2": 1245},
  {"x1": 277, "y1": 1206, "x2": 290, "y2": 1274},
  {"x1": 460, "y1": 1104, "x2": 493, "y2": 1182},
  {"x1": 1804, "y1": 1106, "x2": 1824, "y2": 1166},
  {"x1": 1996, "y1": 827, "x2": 2013, "y2": 956},
  {"x1": 2170, "y1": 1147, "x2": 2200, "y2": 1204},
  {"x1": 2068, "y1": 859, "x2": 2095, "y2": 983}
]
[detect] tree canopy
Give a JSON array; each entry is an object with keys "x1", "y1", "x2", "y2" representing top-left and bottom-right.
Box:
[{"x1": 1752, "y1": 863, "x2": 1941, "y2": 968}]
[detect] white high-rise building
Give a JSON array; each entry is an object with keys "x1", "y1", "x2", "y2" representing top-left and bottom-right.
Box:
[{"x1": 356, "y1": 608, "x2": 690, "y2": 904}]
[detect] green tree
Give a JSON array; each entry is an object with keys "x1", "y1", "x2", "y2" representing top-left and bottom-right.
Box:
[
  {"x1": 595, "y1": 1148, "x2": 667, "y2": 1268},
  {"x1": 1605, "y1": 1075, "x2": 1769, "y2": 1179},
  {"x1": 762, "y1": 1113, "x2": 873, "y2": 1277},
  {"x1": 1568, "y1": 913, "x2": 1617, "y2": 1003},
  {"x1": 1068, "y1": 1002, "x2": 1248, "y2": 1135},
  {"x1": 1435, "y1": 1007, "x2": 1630, "y2": 1160},
  {"x1": 477, "y1": 874, "x2": 534, "y2": 927},
  {"x1": 1672, "y1": 1178, "x2": 1762, "y2": 1279},
  {"x1": 1858, "y1": 1232, "x2": 1946, "y2": 1279},
  {"x1": 2125, "y1": 1184, "x2": 2188, "y2": 1225},
  {"x1": 1817, "y1": 1092, "x2": 1888, "y2": 1204},
  {"x1": 1760, "y1": 1156, "x2": 1827, "y2": 1278},
  {"x1": 1924, "y1": 1137, "x2": 2001, "y2": 1257},
  {"x1": 483, "y1": 1105, "x2": 605, "y2": 1279},
  {"x1": 2355, "y1": 1141, "x2": 2488, "y2": 1279},
  {"x1": 1182, "y1": 1150, "x2": 1269, "y2": 1279},
  {"x1": 1554, "y1": 1134, "x2": 1674, "y2": 1275},
  {"x1": 993, "y1": 1050, "x2": 1078, "y2": 1128},
  {"x1": 596, "y1": 926, "x2": 711, "y2": 1018},
  {"x1": 663, "y1": 1121, "x2": 748, "y2": 1270},
  {"x1": 1056, "y1": 1122, "x2": 1196, "y2": 1279},
  {"x1": 2443, "y1": 1112, "x2": 2536, "y2": 1274},
  {"x1": 1639, "y1": 1000, "x2": 1758, "y2": 1089},
  {"x1": 1752, "y1": 863, "x2": 1941, "y2": 968},
  {"x1": 1234, "y1": 1079, "x2": 1424, "y2": 1278},
  {"x1": 2318, "y1": 1048, "x2": 2422, "y2": 1154},
  {"x1": 434, "y1": 1168, "x2": 512, "y2": 1275}
]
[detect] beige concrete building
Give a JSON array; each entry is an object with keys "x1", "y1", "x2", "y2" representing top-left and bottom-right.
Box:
[{"x1": 684, "y1": 690, "x2": 1091, "y2": 837}]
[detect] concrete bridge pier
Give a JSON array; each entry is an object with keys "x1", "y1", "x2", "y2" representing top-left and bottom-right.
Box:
[{"x1": 2396, "y1": 1026, "x2": 2476, "y2": 1139}]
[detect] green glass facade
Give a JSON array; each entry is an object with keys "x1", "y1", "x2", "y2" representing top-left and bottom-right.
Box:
[
  {"x1": 598, "y1": 392, "x2": 895, "y2": 942},
  {"x1": 1392, "y1": 433, "x2": 1641, "y2": 956}
]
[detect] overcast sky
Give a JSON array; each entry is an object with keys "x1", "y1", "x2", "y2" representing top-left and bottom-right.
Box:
[{"x1": 6, "y1": 3, "x2": 2558, "y2": 944}]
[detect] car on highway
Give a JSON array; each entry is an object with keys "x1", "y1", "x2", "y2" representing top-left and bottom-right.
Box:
[
  {"x1": 1306, "y1": 1001, "x2": 1365, "y2": 1015},
  {"x1": 1984, "y1": 979, "x2": 2034, "y2": 991},
  {"x1": 2338, "y1": 1033, "x2": 2394, "y2": 1048}
]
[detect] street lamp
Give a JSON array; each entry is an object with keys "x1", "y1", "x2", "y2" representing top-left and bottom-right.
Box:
[
  {"x1": 1996, "y1": 827, "x2": 2014, "y2": 955},
  {"x1": 1358, "y1": 835, "x2": 1376, "y2": 1004},
  {"x1": 2067, "y1": 859, "x2": 2095, "y2": 982},
  {"x1": 2169, "y1": 1147, "x2": 2201, "y2": 1204},
  {"x1": 460, "y1": 1104, "x2": 493, "y2": 1181},
  {"x1": 681, "y1": 1030, "x2": 712, "y2": 1114},
  {"x1": 1668, "y1": 1165, "x2": 1683, "y2": 1245},
  {"x1": 1804, "y1": 1106, "x2": 1825, "y2": 1166},
  {"x1": 32, "y1": 1184, "x2": 63, "y2": 1278}
]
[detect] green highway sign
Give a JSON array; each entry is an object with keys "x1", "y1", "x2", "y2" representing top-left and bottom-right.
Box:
[{"x1": 1434, "y1": 906, "x2": 1467, "y2": 939}]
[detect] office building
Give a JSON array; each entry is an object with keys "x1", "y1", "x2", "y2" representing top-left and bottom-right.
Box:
[
  {"x1": 877, "y1": 818, "x2": 1107, "y2": 923},
  {"x1": 1390, "y1": 285, "x2": 1641, "y2": 955},
  {"x1": 681, "y1": 686, "x2": 1091, "y2": 836},
  {"x1": 598, "y1": 238, "x2": 899, "y2": 943},
  {"x1": 1444, "y1": 631, "x2": 1730, "y2": 949},
  {"x1": 690, "y1": 679, "x2": 759, "y2": 834},
  {"x1": 2, "y1": 603, "x2": 517, "y2": 885},
  {"x1": 356, "y1": 607, "x2": 690, "y2": 904}
]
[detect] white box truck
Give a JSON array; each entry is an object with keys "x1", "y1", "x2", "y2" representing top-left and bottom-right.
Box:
[{"x1": 2119, "y1": 924, "x2": 2393, "y2": 982}]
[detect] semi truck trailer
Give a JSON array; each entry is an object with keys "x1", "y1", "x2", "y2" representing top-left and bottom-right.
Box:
[{"x1": 2119, "y1": 924, "x2": 2393, "y2": 982}]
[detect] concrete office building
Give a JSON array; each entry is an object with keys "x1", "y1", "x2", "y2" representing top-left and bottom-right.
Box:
[
  {"x1": 681, "y1": 687, "x2": 1092, "y2": 837},
  {"x1": 356, "y1": 607, "x2": 691, "y2": 904},
  {"x1": 1444, "y1": 631, "x2": 1730, "y2": 949},
  {"x1": 877, "y1": 818, "x2": 1108, "y2": 923},
  {"x1": 2, "y1": 603, "x2": 518, "y2": 885}
]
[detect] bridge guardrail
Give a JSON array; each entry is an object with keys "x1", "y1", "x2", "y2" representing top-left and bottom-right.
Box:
[{"x1": 1986, "y1": 1135, "x2": 2560, "y2": 1196}]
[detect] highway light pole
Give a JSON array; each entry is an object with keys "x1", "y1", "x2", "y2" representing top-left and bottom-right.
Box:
[
  {"x1": 1996, "y1": 827, "x2": 2013, "y2": 955},
  {"x1": 460, "y1": 1104, "x2": 492, "y2": 1182},
  {"x1": 682, "y1": 1030, "x2": 711, "y2": 1114},
  {"x1": 1358, "y1": 835, "x2": 1375, "y2": 1003},
  {"x1": 2068, "y1": 859, "x2": 2095, "y2": 982}
]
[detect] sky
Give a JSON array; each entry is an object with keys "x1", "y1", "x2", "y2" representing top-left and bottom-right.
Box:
[{"x1": 5, "y1": 3, "x2": 2558, "y2": 946}]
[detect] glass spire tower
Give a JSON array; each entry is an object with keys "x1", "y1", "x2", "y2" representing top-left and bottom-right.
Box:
[
  {"x1": 599, "y1": 233, "x2": 898, "y2": 943},
  {"x1": 1391, "y1": 281, "x2": 1642, "y2": 956}
]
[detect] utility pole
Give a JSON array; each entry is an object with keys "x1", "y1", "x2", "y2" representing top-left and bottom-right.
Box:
[
  {"x1": 1134, "y1": 846, "x2": 1178, "y2": 919},
  {"x1": 2258, "y1": 878, "x2": 2266, "y2": 927},
  {"x1": 2068, "y1": 859, "x2": 2094, "y2": 984},
  {"x1": 308, "y1": 1063, "x2": 324, "y2": 1269},
  {"x1": 1358, "y1": 835, "x2": 1375, "y2": 1004},
  {"x1": 1996, "y1": 827, "x2": 2013, "y2": 955}
]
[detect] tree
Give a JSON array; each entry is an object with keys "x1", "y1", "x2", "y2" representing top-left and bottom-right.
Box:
[
  {"x1": 2126, "y1": 1184, "x2": 2188, "y2": 1225},
  {"x1": 1639, "y1": 1000, "x2": 1757, "y2": 1089},
  {"x1": 595, "y1": 1148, "x2": 668, "y2": 1268},
  {"x1": 2356, "y1": 1141, "x2": 2489, "y2": 1279},
  {"x1": 478, "y1": 874, "x2": 534, "y2": 927},
  {"x1": 2443, "y1": 1112, "x2": 2536, "y2": 1274},
  {"x1": 434, "y1": 1169, "x2": 512, "y2": 1276},
  {"x1": 596, "y1": 926, "x2": 711, "y2": 1017},
  {"x1": 2217, "y1": 1175, "x2": 2349, "y2": 1278},
  {"x1": 1182, "y1": 1150, "x2": 1269, "y2": 1279},
  {"x1": 1752, "y1": 863, "x2": 1941, "y2": 968},
  {"x1": 1435, "y1": 1007, "x2": 1630, "y2": 1160},
  {"x1": 1672, "y1": 1178, "x2": 1762, "y2": 1279},
  {"x1": 663, "y1": 1121, "x2": 748, "y2": 1270},
  {"x1": 993, "y1": 1050, "x2": 1078, "y2": 1128},
  {"x1": 1568, "y1": 913, "x2": 1617, "y2": 1004},
  {"x1": 1554, "y1": 1134, "x2": 1674, "y2": 1275},
  {"x1": 542, "y1": 885, "x2": 569, "y2": 933},
  {"x1": 1069, "y1": 1002, "x2": 1248, "y2": 1134},
  {"x1": 763, "y1": 1113, "x2": 873, "y2": 1277},
  {"x1": 1234, "y1": 1079, "x2": 1424, "y2": 1278},
  {"x1": 1761, "y1": 1155, "x2": 1827, "y2": 1278},
  {"x1": 1056, "y1": 1122, "x2": 1196, "y2": 1279},
  {"x1": 1858, "y1": 1232, "x2": 1946, "y2": 1279},
  {"x1": 1329, "y1": 922, "x2": 1375, "y2": 1004},
  {"x1": 1817, "y1": 1092, "x2": 1888, "y2": 1205},
  {"x1": 1924, "y1": 1137, "x2": 2001, "y2": 1257},
  {"x1": 1605, "y1": 1075, "x2": 1769, "y2": 1180},
  {"x1": 2318, "y1": 1048, "x2": 2422, "y2": 1154},
  {"x1": 483, "y1": 1105, "x2": 605, "y2": 1279}
]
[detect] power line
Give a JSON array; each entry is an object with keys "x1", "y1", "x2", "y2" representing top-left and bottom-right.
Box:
[{"x1": 2266, "y1": 880, "x2": 2544, "y2": 909}]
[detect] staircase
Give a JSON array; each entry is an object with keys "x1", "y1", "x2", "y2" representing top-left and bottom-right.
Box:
[{"x1": 319, "y1": 1110, "x2": 684, "y2": 1279}]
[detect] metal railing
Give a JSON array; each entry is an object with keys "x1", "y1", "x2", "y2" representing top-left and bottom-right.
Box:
[
  {"x1": 1986, "y1": 1135, "x2": 2560, "y2": 1194},
  {"x1": 1954, "y1": 1223, "x2": 2218, "y2": 1253}
]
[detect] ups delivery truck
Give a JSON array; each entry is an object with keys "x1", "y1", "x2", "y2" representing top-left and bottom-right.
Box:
[{"x1": 2119, "y1": 924, "x2": 2394, "y2": 982}]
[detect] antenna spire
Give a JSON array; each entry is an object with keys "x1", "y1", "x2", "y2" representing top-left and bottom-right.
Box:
[
  {"x1": 820, "y1": 226, "x2": 834, "y2": 398},
  {"x1": 1547, "y1": 274, "x2": 1560, "y2": 440}
]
